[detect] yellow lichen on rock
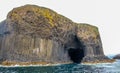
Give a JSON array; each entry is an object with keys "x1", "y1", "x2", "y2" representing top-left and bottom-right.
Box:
[
  {"x1": 7, "y1": 5, "x2": 57, "y2": 27},
  {"x1": 41, "y1": 9, "x2": 55, "y2": 27},
  {"x1": 30, "y1": 5, "x2": 56, "y2": 27}
]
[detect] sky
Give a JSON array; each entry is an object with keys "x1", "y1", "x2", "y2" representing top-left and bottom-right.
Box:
[{"x1": 0, "y1": 0, "x2": 120, "y2": 55}]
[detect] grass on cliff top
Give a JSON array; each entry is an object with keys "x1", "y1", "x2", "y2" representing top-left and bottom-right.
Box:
[
  {"x1": 76, "y1": 23, "x2": 100, "y2": 39},
  {"x1": 33, "y1": 6, "x2": 56, "y2": 27},
  {"x1": 78, "y1": 23, "x2": 99, "y2": 35},
  {"x1": 7, "y1": 4, "x2": 99, "y2": 37},
  {"x1": 7, "y1": 5, "x2": 58, "y2": 27}
]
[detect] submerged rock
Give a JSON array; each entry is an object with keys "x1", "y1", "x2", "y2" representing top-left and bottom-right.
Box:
[{"x1": 0, "y1": 5, "x2": 109, "y2": 64}]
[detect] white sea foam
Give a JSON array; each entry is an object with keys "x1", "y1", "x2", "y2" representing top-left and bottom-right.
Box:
[
  {"x1": 81, "y1": 62, "x2": 113, "y2": 66},
  {"x1": 0, "y1": 63, "x2": 62, "y2": 67}
]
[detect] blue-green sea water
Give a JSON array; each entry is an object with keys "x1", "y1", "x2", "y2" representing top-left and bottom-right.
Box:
[{"x1": 0, "y1": 60, "x2": 120, "y2": 73}]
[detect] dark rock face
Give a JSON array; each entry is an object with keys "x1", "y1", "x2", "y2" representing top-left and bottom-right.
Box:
[
  {"x1": 0, "y1": 5, "x2": 108, "y2": 64},
  {"x1": 113, "y1": 54, "x2": 120, "y2": 59}
]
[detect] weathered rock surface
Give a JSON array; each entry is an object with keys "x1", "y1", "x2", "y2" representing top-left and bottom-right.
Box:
[
  {"x1": 113, "y1": 54, "x2": 120, "y2": 59},
  {"x1": 0, "y1": 5, "x2": 109, "y2": 64}
]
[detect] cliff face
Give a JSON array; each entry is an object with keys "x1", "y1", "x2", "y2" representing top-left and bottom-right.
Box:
[{"x1": 0, "y1": 5, "x2": 108, "y2": 64}]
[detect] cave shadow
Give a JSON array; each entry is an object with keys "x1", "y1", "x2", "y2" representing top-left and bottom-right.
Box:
[
  {"x1": 67, "y1": 35, "x2": 85, "y2": 63},
  {"x1": 68, "y1": 48, "x2": 84, "y2": 63}
]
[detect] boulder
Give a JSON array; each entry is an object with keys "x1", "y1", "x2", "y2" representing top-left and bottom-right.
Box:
[{"x1": 113, "y1": 54, "x2": 120, "y2": 59}]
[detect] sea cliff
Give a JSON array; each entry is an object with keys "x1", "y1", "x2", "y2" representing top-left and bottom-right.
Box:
[{"x1": 0, "y1": 5, "x2": 110, "y2": 65}]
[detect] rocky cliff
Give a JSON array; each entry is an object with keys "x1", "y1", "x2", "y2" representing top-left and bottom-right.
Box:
[{"x1": 0, "y1": 5, "x2": 109, "y2": 64}]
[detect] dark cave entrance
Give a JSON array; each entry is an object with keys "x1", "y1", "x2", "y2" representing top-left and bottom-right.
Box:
[
  {"x1": 68, "y1": 48, "x2": 84, "y2": 63},
  {"x1": 67, "y1": 35, "x2": 85, "y2": 63}
]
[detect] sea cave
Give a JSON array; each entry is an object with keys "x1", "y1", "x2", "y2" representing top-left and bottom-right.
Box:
[
  {"x1": 68, "y1": 48, "x2": 84, "y2": 63},
  {"x1": 67, "y1": 35, "x2": 85, "y2": 63}
]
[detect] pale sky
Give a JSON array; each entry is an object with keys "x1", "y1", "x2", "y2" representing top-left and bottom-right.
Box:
[{"x1": 0, "y1": 0, "x2": 120, "y2": 55}]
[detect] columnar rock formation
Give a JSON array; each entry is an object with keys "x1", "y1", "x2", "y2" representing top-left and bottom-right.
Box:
[{"x1": 0, "y1": 5, "x2": 108, "y2": 64}]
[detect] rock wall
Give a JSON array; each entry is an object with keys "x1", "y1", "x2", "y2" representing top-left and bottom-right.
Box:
[
  {"x1": 0, "y1": 5, "x2": 109, "y2": 64},
  {"x1": 76, "y1": 24, "x2": 108, "y2": 62}
]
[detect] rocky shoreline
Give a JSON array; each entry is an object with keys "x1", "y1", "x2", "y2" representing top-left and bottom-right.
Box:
[
  {"x1": 82, "y1": 59, "x2": 115, "y2": 64},
  {"x1": 0, "y1": 59, "x2": 115, "y2": 67}
]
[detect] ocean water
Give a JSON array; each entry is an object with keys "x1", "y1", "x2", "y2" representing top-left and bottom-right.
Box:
[{"x1": 0, "y1": 60, "x2": 120, "y2": 73}]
